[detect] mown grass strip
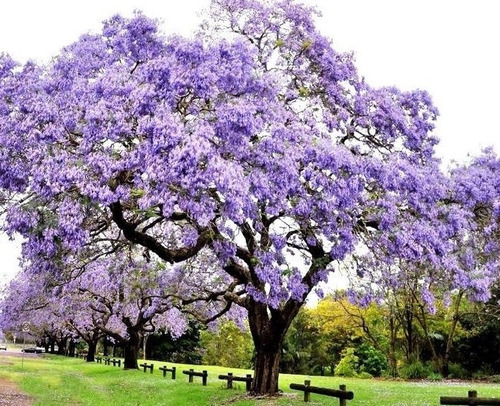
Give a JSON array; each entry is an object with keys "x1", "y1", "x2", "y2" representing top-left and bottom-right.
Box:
[{"x1": 1, "y1": 354, "x2": 500, "y2": 406}]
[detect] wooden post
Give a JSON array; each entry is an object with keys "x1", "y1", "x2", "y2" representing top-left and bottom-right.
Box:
[
  {"x1": 468, "y1": 390, "x2": 477, "y2": 406},
  {"x1": 202, "y1": 370, "x2": 207, "y2": 386},
  {"x1": 189, "y1": 369, "x2": 194, "y2": 383},
  {"x1": 304, "y1": 380, "x2": 310, "y2": 402},
  {"x1": 172, "y1": 366, "x2": 176, "y2": 380},
  {"x1": 339, "y1": 385, "x2": 347, "y2": 406},
  {"x1": 227, "y1": 373, "x2": 233, "y2": 389},
  {"x1": 246, "y1": 374, "x2": 252, "y2": 392}
]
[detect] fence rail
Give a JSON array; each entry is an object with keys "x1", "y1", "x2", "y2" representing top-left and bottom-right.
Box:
[
  {"x1": 139, "y1": 363, "x2": 154, "y2": 374},
  {"x1": 183, "y1": 369, "x2": 208, "y2": 386},
  {"x1": 440, "y1": 390, "x2": 500, "y2": 405},
  {"x1": 218, "y1": 373, "x2": 253, "y2": 391},
  {"x1": 290, "y1": 380, "x2": 353, "y2": 405},
  {"x1": 159, "y1": 365, "x2": 176, "y2": 379}
]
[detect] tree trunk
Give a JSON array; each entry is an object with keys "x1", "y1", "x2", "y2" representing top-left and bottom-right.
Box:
[
  {"x1": 86, "y1": 341, "x2": 97, "y2": 362},
  {"x1": 57, "y1": 337, "x2": 67, "y2": 355},
  {"x1": 388, "y1": 314, "x2": 398, "y2": 377},
  {"x1": 247, "y1": 299, "x2": 302, "y2": 395},
  {"x1": 123, "y1": 329, "x2": 140, "y2": 369},
  {"x1": 441, "y1": 291, "x2": 464, "y2": 377},
  {"x1": 68, "y1": 340, "x2": 76, "y2": 357},
  {"x1": 252, "y1": 340, "x2": 282, "y2": 394}
]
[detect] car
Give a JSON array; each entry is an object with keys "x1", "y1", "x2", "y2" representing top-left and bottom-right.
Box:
[
  {"x1": 0, "y1": 344, "x2": 6, "y2": 350},
  {"x1": 22, "y1": 347, "x2": 44, "y2": 353}
]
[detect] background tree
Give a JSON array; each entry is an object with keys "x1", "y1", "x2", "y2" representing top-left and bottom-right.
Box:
[
  {"x1": 146, "y1": 320, "x2": 203, "y2": 364},
  {"x1": 200, "y1": 320, "x2": 254, "y2": 369}
]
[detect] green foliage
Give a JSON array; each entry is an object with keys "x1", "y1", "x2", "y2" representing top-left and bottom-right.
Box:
[
  {"x1": 398, "y1": 360, "x2": 433, "y2": 380},
  {"x1": 356, "y1": 343, "x2": 388, "y2": 377},
  {"x1": 147, "y1": 321, "x2": 202, "y2": 364},
  {"x1": 281, "y1": 308, "x2": 333, "y2": 375},
  {"x1": 358, "y1": 371, "x2": 374, "y2": 379},
  {"x1": 334, "y1": 347, "x2": 359, "y2": 377},
  {"x1": 427, "y1": 372, "x2": 443, "y2": 381},
  {"x1": 447, "y1": 363, "x2": 469, "y2": 379},
  {"x1": 200, "y1": 321, "x2": 254, "y2": 369}
]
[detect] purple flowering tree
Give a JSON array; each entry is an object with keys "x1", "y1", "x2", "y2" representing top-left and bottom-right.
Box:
[
  {"x1": 347, "y1": 148, "x2": 500, "y2": 376},
  {"x1": 0, "y1": 270, "x2": 75, "y2": 353},
  {"x1": 64, "y1": 252, "x2": 190, "y2": 368},
  {"x1": 0, "y1": 0, "x2": 451, "y2": 394}
]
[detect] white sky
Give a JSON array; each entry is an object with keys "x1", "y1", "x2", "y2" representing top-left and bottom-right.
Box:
[{"x1": 1, "y1": 0, "x2": 499, "y2": 285}]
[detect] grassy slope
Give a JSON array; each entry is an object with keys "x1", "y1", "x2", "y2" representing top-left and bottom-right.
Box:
[{"x1": 1, "y1": 354, "x2": 500, "y2": 405}]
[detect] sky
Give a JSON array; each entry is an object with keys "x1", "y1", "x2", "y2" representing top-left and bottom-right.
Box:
[{"x1": 0, "y1": 0, "x2": 499, "y2": 286}]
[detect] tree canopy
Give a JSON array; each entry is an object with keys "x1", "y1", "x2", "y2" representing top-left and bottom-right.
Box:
[{"x1": 1, "y1": 0, "x2": 499, "y2": 395}]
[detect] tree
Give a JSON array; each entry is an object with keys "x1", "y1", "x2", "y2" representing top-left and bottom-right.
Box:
[
  {"x1": 200, "y1": 320, "x2": 254, "y2": 368},
  {"x1": 0, "y1": 0, "x2": 451, "y2": 394},
  {"x1": 62, "y1": 251, "x2": 190, "y2": 368}
]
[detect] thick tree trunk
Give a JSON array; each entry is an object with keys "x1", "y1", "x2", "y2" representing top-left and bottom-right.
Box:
[
  {"x1": 57, "y1": 337, "x2": 67, "y2": 355},
  {"x1": 252, "y1": 340, "x2": 282, "y2": 394},
  {"x1": 68, "y1": 340, "x2": 76, "y2": 357},
  {"x1": 247, "y1": 299, "x2": 302, "y2": 395},
  {"x1": 123, "y1": 329, "x2": 140, "y2": 369},
  {"x1": 102, "y1": 337, "x2": 110, "y2": 356},
  {"x1": 86, "y1": 341, "x2": 97, "y2": 362}
]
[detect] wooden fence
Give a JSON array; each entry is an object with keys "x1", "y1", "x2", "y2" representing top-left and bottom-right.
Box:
[
  {"x1": 140, "y1": 362, "x2": 154, "y2": 374},
  {"x1": 440, "y1": 390, "x2": 500, "y2": 405},
  {"x1": 159, "y1": 365, "x2": 176, "y2": 379},
  {"x1": 290, "y1": 380, "x2": 353, "y2": 405},
  {"x1": 183, "y1": 369, "x2": 208, "y2": 386},
  {"x1": 218, "y1": 373, "x2": 253, "y2": 391}
]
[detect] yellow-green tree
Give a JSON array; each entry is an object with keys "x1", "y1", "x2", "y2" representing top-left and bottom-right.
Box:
[{"x1": 200, "y1": 321, "x2": 254, "y2": 369}]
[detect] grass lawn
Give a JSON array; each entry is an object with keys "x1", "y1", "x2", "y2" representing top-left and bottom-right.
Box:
[{"x1": 1, "y1": 353, "x2": 500, "y2": 405}]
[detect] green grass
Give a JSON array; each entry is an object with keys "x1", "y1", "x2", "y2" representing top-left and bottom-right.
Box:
[{"x1": 1, "y1": 354, "x2": 500, "y2": 405}]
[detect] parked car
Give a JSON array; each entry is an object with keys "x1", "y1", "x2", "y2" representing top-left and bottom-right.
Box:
[
  {"x1": 22, "y1": 347, "x2": 44, "y2": 353},
  {"x1": 0, "y1": 343, "x2": 6, "y2": 350}
]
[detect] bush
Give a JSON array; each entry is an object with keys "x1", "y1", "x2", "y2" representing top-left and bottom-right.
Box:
[
  {"x1": 447, "y1": 363, "x2": 469, "y2": 379},
  {"x1": 334, "y1": 348, "x2": 359, "y2": 377},
  {"x1": 356, "y1": 344, "x2": 388, "y2": 377},
  {"x1": 358, "y1": 371, "x2": 373, "y2": 379},
  {"x1": 427, "y1": 372, "x2": 443, "y2": 381},
  {"x1": 398, "y1": 360, "x2": 433, "y2": 380}
]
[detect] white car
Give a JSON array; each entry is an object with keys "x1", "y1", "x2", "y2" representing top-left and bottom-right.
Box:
[{"x1": 0, "y1": 343, "x2": 7, "y2": 350}]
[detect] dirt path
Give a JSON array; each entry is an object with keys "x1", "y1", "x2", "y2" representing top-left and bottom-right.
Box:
[{"x1": 0, "y1": 377, "x2": 32, "y2": 406}]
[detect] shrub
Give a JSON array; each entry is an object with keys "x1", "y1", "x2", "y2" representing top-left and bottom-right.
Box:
[
  {"x1": 398, "y1": 360, "x2": 433, "y2": 380},
  {"x1": 358, "y1": 371, "x2": 374, "y2": 379},
  {"x1": 334, "y1": 348, "x2": 359, "y2": 377},
  {"x1": 447, "y1": 363, "x2": 469, "y2": 379},
  {"x1": 427, "y1": 372, "x2": 443, "y2": 381},
  {"x1": 356, "y1": 344, "x2": 388, "y2": 377}
]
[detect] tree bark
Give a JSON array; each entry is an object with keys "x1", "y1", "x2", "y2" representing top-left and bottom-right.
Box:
[
  {"x1": 247, "y1": 298, "x2": 302, "y2": 395},
  {"x1": 123, "y1": 328, "x2": 140, "y2": 369},
  {"x1": 388, "y1": 313, "x2": 398, "y2": 377},
  {"x1": 252, "y1": 341, "x2": 282, "y2": 394},
  {"x1": 86, "y1": 341, "x2": 97, "y2": 362}
]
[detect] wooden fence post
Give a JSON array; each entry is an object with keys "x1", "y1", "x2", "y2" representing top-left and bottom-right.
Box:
[
  {"x1": 246, "y1": 374, "x2": 252, "y2": 392},
  {"x1": 202, "y1": 370, "x2": 207, "y2": 386},
  {"x1": 304, "y1": 380, "x2": 310, "y2": 402},
  {"x1": 468, "y1": 390, "x2": 476, "y2": 406},
  {"x1": 339, "y1": 385, "x2": 347, "y2": 406},
  {"x1": 189, "y1": 369, "x2": 194, "y2": 383},
  {"x1": 227, "y1": 373, "x2": 233, "y2": 389}
]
